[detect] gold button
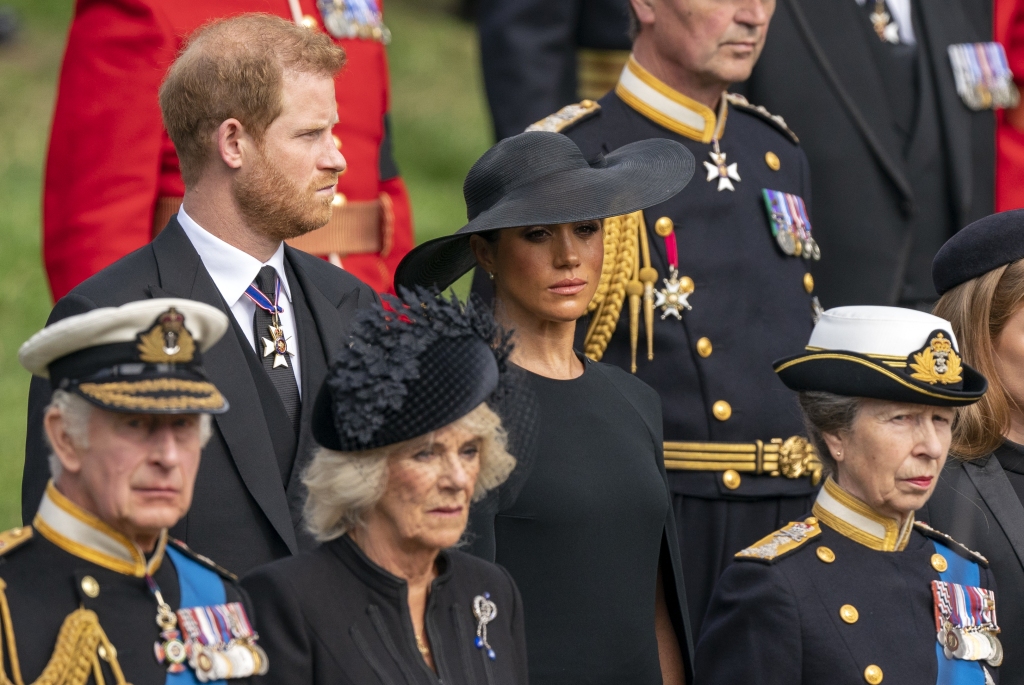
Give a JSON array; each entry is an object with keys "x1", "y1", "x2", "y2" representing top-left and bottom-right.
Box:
[
  {"x1": 722, "y1": 469, "x2": 741, "y2": 490},
  {"x1": 332, "y1": 192, "x2": 347, "y2": 207},
  {"x1": 696, "y1": 337, "x2": 713, "y2": 358},
  {"x1": 840, "y1": 604, "x2": 859, "y2": 624},
  {"x1": 804, "y1": 517, "x2": 818, "y2": 525},
  {"x1": 816, "y1": 546, "x2": 835, "y2": 563},
  {"x1": 11, "y1": 527, "x2": 24, "y2": 537},
  {"x1": 581, "y1": 99, "x2": 596, "y2": 108},
  {"x1": 864, "y1": 665, "x2": 883, "y2": 684},
  {"x1": 712, "y1": 400, "x2": 732, "y2": 421},
  {"x1": 765, "y1": 151, "x2": 781, "y2": 171},
  {"x1": 679, "y1": 275, "x2": 695, "y2": 293},
  {"x1": 332, "y1": 134, "x2": 343, "y2": 150},
  {"x1": 300, "y1": 14, "x2": 318, "y2": 29},
  {"x1": 931, "y1": 553, "x2": 948, "y2": 572},
  {"x1": 803, "y1": 272, "x2": 814, "y2": 293},
  {"x1": 80, "y1": 576, "x2": 100, "y2": 598},
  {"x1": 654, "y1": 216, "x2": 675, "y2": 237}
]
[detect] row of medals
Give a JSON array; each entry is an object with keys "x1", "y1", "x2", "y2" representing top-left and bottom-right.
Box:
[
  {"x1": 940, "y1": 621, "x2": 1003, "y2": 667},
  {"x1": 318, "y1": 0, "x2": 391, "y2": 44}
]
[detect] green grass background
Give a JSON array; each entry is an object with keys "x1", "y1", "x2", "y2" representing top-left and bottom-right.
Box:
[{"x1": 0, "y1": 0, "x2": 490, "y2": 529}]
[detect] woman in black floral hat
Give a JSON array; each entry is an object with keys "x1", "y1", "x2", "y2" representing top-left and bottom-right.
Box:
[{"x1": 243, "y1": 289, "x2": 528, "y2": 685}]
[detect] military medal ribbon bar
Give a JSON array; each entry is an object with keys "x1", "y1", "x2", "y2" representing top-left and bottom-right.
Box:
[
  {"x1": 931, "y1": 580, "x2": 1002, "y2": 667},
  {"x1": 176, "y1": 602, "x2": 270, "y2": 681},
  {"x1": 948, "y1": 42, "x2": 1020, "y2": 111},
  {"x1": 317, "y1": 0, "x2": 391, "y2": 43},
  {"x1": 762, "y1": 189, "x2": 819, "y2": 261}
]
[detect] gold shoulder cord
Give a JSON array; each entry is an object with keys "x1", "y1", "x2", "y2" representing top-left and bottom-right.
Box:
[
  {"x1": 584, "y1": 211, "x2": 657, "y2": 372},
  {"x1": 0, "y1": 579, "x2": 128, "y2": 685}
]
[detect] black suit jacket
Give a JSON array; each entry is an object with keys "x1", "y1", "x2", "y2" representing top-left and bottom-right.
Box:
[
  {"x1": 22, "y1": 219, "x2": 377, "y2": 575},
  {"x1": 740, "y1": 0, "x2": 995, "y2": 306},
  {"x1": 477, "y1": 0, "x2": 631, "y2": 139},
  {"x1": 922, "y1": 453, "x2": 1024, "y2": 685}
]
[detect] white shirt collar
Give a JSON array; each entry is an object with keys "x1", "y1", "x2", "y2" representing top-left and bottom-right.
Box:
[{"x1": 177, "y1": 205, "x2": 292, "y2": 307}]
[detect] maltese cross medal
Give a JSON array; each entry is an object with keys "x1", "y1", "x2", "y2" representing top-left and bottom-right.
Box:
[
  {"x1": 704, "y1": 150, "x2": 740, "y2": 191},
  {"x1": 262, "y1": 325, "x2": 294, "y2": 369}
]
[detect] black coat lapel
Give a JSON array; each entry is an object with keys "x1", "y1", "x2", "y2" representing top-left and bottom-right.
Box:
[
  {"x1": 915, "y1": 0, "x2": 979, "y2": 224},
  {"x1": 151, "y1": 220, "x2": 299, "y2": 554},
  {"x1": 784, "y1": 0, "x2": 912, "y2": 202},
  {"x1": 965, "y1": 457, "x2": 1024, "y2": 571}
]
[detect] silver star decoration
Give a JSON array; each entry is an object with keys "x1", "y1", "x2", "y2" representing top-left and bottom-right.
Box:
[
  {"x1": 654, "y1": 269, "x2": 694, "y2": 320},
  {"x1": 703, "y1": 151, "x2": 740, "y2": 191},
  {"x1": 261, "y1": 325, "x2": 294, "y2": 368}
]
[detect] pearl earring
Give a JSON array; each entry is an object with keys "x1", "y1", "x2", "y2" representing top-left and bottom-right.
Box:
[{"x1": 488, "y1": 272, "x2": 495, "y2": 281}]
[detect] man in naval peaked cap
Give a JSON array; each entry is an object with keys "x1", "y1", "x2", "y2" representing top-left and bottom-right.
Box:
[{"x1": 0, "y1": 299, "x2": 265, "y2": 685}]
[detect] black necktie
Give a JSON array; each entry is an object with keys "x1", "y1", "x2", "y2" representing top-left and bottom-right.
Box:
[{"x1": 252, "y1": 266, "x2": 300, "y2": 432}]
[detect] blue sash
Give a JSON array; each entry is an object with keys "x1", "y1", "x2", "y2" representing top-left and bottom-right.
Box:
[
  {"x1": 165, "y1": 546, "x2": 226, "y2": 685},
  {"x1": 932, "y1": 541, "x2": 986, "y2": 685}
]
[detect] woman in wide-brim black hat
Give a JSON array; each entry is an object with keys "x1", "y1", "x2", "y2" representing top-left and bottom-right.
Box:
[
  {"x1": 396, "y1": 131, "x2": 697, "y2": 684},
  {"x1": 695, "y1": 306, "x2": 999, "y2": 685}
]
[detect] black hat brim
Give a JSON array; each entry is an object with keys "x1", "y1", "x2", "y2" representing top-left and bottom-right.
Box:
[
  {"x1": 773, "y1": 352, "x2": 987, "y2": 407},
  {"x1": 395, "y1": 138, "x2": 695, "y2": 291}
]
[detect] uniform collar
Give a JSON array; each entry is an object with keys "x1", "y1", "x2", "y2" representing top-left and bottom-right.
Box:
[
  {"x1": 33, "y1": 481, "x2": 167, "y2": 577},
  {"x1": 177, "y1": 204, "x2": 293, "y2": 309},
  {"x1": 812, "y1": 477, "x2": 914, "y2": 551},
  {"x1": 615, "y1": 54, "x2": 728, "y2": 143}
]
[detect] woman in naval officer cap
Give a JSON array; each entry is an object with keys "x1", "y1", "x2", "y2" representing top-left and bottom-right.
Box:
[{"x1": 694, "y1": 306, "x2": 1000, "y2": 685}]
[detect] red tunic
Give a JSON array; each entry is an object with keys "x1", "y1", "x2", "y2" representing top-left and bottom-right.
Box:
[
  {"x1": 43, "y1": 0, "x2": 412, "y2": 299},
  {"x1": 997, "y1": 0, "x2": 1024, "y2": 211}
]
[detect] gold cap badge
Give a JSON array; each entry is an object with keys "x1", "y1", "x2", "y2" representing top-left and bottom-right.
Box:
[
  {"x1": 909, "y1": 332, "x2": 963, "y2": 385},
  {"x1": 137, "y1": 308, "x2": 196, "y2": 364}
]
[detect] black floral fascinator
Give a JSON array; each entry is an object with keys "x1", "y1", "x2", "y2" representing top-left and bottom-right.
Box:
[{"x1": 311, "y1": 286, "x2": 525, "y2": 452}]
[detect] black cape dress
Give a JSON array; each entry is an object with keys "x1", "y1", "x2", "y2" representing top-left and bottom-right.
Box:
[{"x1": 467, "y1": 357, "x2": 693, "y2": 684}]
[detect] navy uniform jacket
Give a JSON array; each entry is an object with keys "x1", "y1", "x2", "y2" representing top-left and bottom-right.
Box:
[
  {"x1": 557, "y1": 57, "x2": 817, "y2": 501},
  {"x1": 739, "y1": 0, "x2": 995, "y2": 306},
  {"x1": 0, "y1": 484, "x2": 254, "y2": 685},
  {"x1": 695, "y1": 478, "x2": 1000, "y2": 685}
]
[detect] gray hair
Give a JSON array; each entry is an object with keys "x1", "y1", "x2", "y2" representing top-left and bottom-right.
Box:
[
  {"x1": 797, "y1": 391, "x2": 864, "y2": 478},
  {"x1": 45, "y1": 390, "x2": 213, "y2": 478},
  {"x1": 303, "y1": 402, "x2": 517, "y2": 542}
]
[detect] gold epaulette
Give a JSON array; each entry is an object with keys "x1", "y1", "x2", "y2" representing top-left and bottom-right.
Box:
[
  {"x1": 0, "y1": 527, "x2": 32, "y2": 558},
  {"x1": 724, "y1": 93, "x2": 799, "y2": 144},
  {"x1": 914, "y1": 521, "x2": 989, "y2": 567},
  {"x1": 525, "y1": 100, "x2": 601, "y2": 133},
  {"x1": 735, "y1": 518, "x2": 821, "y2": 563},
  {"x1": 168, "y1": 538, "x2": 237, "y2": 581}
]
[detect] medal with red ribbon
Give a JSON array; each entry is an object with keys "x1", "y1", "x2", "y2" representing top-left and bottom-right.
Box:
[
  {"x1": 652, "y1": 217, "x2": 694, "y2": 320},
  {"x1": 245, "y1": 277, "x2": 294, "y2": 369}
]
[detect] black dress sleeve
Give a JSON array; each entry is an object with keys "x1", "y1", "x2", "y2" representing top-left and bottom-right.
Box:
[
  {"x1": 693, "y1": 561, "x2": 803, "y2": 685},
  {"x1": 242, "y1": 565, "x2": 315, "y2": 685}
]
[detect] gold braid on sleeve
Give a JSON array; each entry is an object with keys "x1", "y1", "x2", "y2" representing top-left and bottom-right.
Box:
[
  {"x1": 0, "y1": 579, "x2": 129, "y2": 685},
  {"x1": 583, "y1": 211, "x2": 656, "y2": 372}
]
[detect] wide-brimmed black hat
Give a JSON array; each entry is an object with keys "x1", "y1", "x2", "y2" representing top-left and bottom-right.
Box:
[
  {"x1": 394, "y1": 131, "x2": 695, "y2": 291},
  {"x1": 18, "y1": 299, "x2": 230, "y2": 414},
  {"x1": 312, "y1": 287, "x2": 516, "y2": 451},
  {"x1": 933, "y1": 209, "x2": 1024, "y2": 295},
  {"x1": 774, "y1": 306, "x2": 987, "y2": 407}
]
